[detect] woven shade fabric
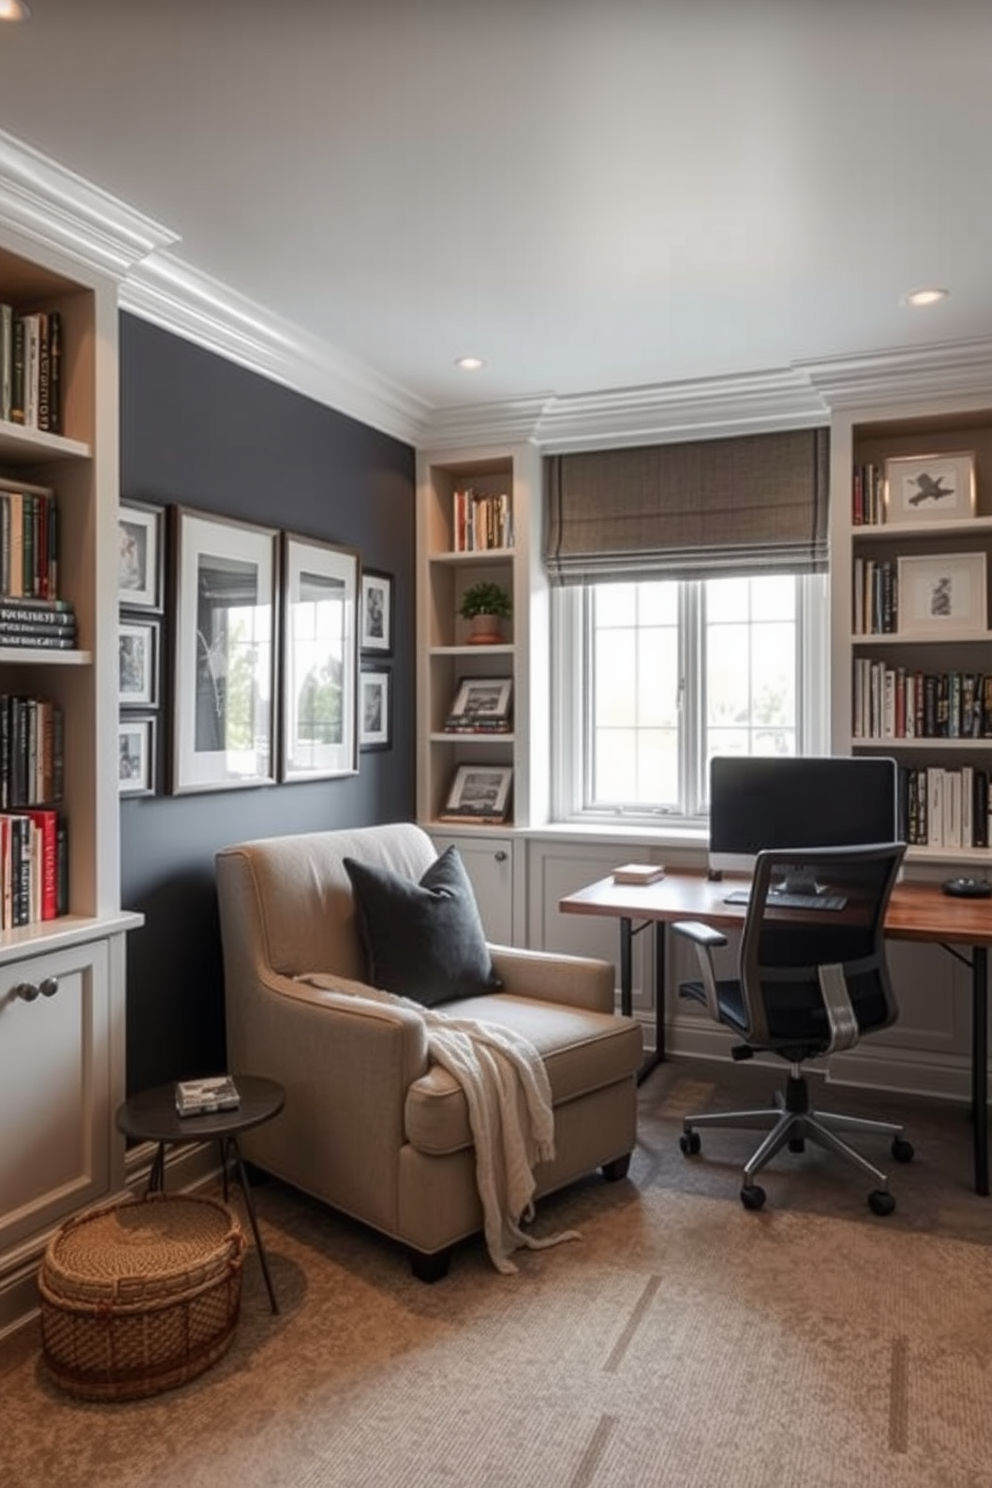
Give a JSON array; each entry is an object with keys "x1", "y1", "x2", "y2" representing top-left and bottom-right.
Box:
[{"x1": 544, "y1": 427, "x2": 830, "y2": 584}]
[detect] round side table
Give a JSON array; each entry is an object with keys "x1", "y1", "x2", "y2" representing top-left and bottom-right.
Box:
[{"x1": 116, "y1": 1074, "x2": 285, "y2": 1313}]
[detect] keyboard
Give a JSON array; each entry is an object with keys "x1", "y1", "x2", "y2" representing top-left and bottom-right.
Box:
[{"x1": 723, "y1": 888, "x2": 847, "y2": 912}]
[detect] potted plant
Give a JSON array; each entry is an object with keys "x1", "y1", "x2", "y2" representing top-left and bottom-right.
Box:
[{"x1": 458, "y1": 580, "x2": 511, "y2": 644}]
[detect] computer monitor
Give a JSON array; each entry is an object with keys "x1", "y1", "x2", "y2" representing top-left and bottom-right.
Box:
[{"x1": 708, "y1": 754, "x2": 899, "y2": 890}]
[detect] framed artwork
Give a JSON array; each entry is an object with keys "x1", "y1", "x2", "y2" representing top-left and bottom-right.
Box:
[
  {"x1": 897, "y1": 552, "x2": 988, "y2": 637},
  {"x1": 360, "y1": 568, "x2": 393, "y2": 654},
  {"x1": 119, "y1": 713, "x2": 157, "y2": 796},
  {"x1": 359, "y1": 666, "x2": 392, "y2": 751},
  {"x1": 884, "y1": 452, "x2": 977, "y2": 526},
  {"x1": 118, "y1": 499, "x2": 165, "y2": 610},
  {"x1": 118, "y1": 615, "x2": 160, "y2": 707},
  {"x1": 440, "y1": 763, "x2": 513, "y2": 823},
  {"x1": 446, "y1": 675, "x2": 512, "y2": 729},
  {"x1": 279, "y1": 532, "x2": 359, "y2": 781},
  {"x1": 171, "y1": 506, "x2": 279, "y2": 794}
]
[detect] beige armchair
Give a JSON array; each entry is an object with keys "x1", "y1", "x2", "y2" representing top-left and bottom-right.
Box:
[{"x1": 215, "y1": 823, "x2": 642, "y2": 1279}]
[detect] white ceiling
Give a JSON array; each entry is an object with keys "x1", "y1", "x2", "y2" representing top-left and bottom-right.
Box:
[{"x1": 1, "y1": 0, "x2": 991, "y2": 434}]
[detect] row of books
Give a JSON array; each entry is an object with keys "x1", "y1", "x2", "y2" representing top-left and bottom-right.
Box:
[
  {"x1": 852, "y1": 462, "x2": 886, "y2": 527},
  {"x1": 0, "y1": 483, "x2": 61, "y2": 604},
  {"x1": 0, "y1": 305, "x2": 63, "y2": 434},
  {"x1": 853, "y1": 663, "x2": 992, "y2": 741},
  {"x1": 853, "y1": 558, "x2": 898, "y2": 634},
  {"x1": 452, "y1": 488, "x2": 514, "y2": 553},
  {"x1": 0, "y1": 694, "x2": 65, "y2": 810},
  {"x1": 0, "y1": 808, "x2": 68, "y2": 926},
  {"x1": 901, "y1": 766, "x2": 990, "y2": 850}
]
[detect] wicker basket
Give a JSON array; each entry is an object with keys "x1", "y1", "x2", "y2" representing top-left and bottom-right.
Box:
[{"x1": 39, "y1": 1192, "x2": 247, "y2": 1401}]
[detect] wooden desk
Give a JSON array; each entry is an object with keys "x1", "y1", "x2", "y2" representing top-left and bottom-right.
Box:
[{"x1": 560, "y1": 870, "x2": 992, "y2": 1195}]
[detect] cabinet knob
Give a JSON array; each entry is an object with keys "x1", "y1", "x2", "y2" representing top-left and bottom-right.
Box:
[
  {"x1": 494, "y1": 850, "x2": 507, "y2": 863},
  {"x1": 40, "y1": 976, "x2": 60, "y2": 998},
  {"x1": 13, "y1": 982, "x2": 40, "y2": 1002}
]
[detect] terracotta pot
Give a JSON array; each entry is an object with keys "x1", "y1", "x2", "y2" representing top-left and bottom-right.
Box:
[{"x1": 468, "y1": 612, "x2": 504, "y2": 644}]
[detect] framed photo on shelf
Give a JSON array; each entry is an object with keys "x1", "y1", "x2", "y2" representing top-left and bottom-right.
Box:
[
  {"x1": 446, "y1": 675, "x2": 513, "y2": 730},
  {"x1": 279, "y1": 532, "x2": 359, "y2": 782},
  {"x1": 119, "y1": 713, "x2": 157, "y2": 796},
  {"x1": 359, "y1": 666, "x2": 392, "y2": 751},
  {"x1": 360, "y1": 568, "x2": 393, "y2": 655},
  {"x1": 171, "y1": 506, "x2": 279, "y2": 794},
  {"x1": 440, "y1": 763, "x2": 513, "y2": 823},
  {"x1": 897, "y1": 551, "x2": 988, "y2": 637},
  {"x1": 118, "y1": 499, "x2": 165, "y2": 609},
  {"x1": 118, "y1": 615, "x2": 160, "y2": 707},
  {"x1": 883, "y1": 452, "x2": 977, "y2": 525}
]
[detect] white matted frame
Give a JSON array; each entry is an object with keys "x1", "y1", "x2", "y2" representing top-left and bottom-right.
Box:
[
  {"x1": 897, "y1": 551, "x2": 988, "y2": 637},
  {"x1": 359, "y1": 666, "x2": 392, "y2": 751},
  {"x1": 360, "y1": 568, "x2": 394, "y2": 654},
  {"x1": 884, "y1": 452, "x2": 977, "y2": 526},
  {"x1": 280, "y1": 532, "x2": 359, "y2": 781},
  {"x1": 448, "y1": 675, "x2": 513, "y2": 724},
  {"x1": 119, "y1": 713, "x2": 156, "y2": 796},
  {"x1": 118, "y1": 615, "x2": 159, "y2": 707},
  {"x1": 171, "y1": 506, "x2": 279, "y2": 794},
  {"x1": 442, "y1": 763, "x2": 513, "y2": 821},
  {"x1": 118, "y1": 499, "x2": 165, "y2": 609}
]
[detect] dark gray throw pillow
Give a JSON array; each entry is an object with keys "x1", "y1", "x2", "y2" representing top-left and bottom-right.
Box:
[{"x1": 343, "y1": 846, "x2": 502, "y2": 1007}]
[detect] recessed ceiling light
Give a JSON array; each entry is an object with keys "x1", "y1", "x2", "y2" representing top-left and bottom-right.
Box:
[
  {"x1": 0, "y1": 0, "x2": 31, "y2": 20},
  {"x1": 455, "y1": 356, "x2": 485, "y2": 371},
  {"x1": 902, "y1": 287, "x2": 949, "y2": 308}
]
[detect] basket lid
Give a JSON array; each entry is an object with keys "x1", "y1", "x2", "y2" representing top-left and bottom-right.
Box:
[{"x1": 43, "y1": 1195, "x2": 243, "y2": 1297}]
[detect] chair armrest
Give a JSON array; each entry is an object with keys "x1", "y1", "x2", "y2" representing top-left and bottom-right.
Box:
[
  {"x1": 488, "y1": 944, "x2": 616, "y2": 1013},
  {"x1": 671, "y1": 920, "x2": 727, "y2": 1023}
]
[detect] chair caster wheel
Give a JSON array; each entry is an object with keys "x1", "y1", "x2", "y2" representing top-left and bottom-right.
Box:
[
  {"x1": 680, "y1": 1130, "x2": 701, "y2": 1157},
  {"x1": 868, "y1": 1190, "x2": 895, "y2": 1216},
  {"x1": 892, "y1": 1137, "x2": 914, "y2": 1163},
  {"x1": 740, "y1": 1183, "x2": 766, "y2": 1211}
]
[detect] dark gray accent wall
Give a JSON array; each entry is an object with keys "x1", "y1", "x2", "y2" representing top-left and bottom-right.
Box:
[{"x1": 119, "y1": 313, "x2": 416, "y2": 1094}]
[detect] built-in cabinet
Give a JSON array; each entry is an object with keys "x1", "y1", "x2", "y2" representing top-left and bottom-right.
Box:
[
  {"x1": 830, "y1": 402, "x2": 992, "y2": 869},
  {"x1": 0, "y1": 229, "x2": 140, "y2": 1338}
]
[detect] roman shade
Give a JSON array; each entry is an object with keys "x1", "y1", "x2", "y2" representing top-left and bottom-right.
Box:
[{"x1": 544, "y1": 427, "x2": 829, "y2": 585}]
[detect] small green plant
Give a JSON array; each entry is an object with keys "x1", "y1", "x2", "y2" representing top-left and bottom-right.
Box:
[{"x1": 458, "y1": 581, "x2": 511, "y2": 620}]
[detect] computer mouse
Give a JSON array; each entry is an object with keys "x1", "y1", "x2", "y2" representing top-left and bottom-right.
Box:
[{"x1": 941, "y1": 877, "x2": 992, "y2": 899}]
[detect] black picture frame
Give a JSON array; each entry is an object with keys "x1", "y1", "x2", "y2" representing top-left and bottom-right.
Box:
[
  {"x1": 360, "y1": 568, "x2": 394, "y2": 655},
  {"x1": 359, "y1": 665, "x2": 392, "y2": 751}
]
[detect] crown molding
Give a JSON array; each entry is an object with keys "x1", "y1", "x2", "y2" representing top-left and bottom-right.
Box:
[
  {"x1": 119, "y1": 252, "x2": 431, "y2": 449},
  {"x1": 797, "y1": 336, "x2": 992, "y2": 414},
  {"x1": 0, "y1": 128, "x2": 176, "y2": 279}
]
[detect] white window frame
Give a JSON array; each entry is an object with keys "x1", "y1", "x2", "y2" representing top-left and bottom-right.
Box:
[{"x1": 550, "y1": 574, "x2": 830, "y2": 828}]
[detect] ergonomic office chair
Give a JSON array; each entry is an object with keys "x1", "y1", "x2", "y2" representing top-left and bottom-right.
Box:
[{"x1": 674, "y1": 842, "x2": 913, "y2": 1215}]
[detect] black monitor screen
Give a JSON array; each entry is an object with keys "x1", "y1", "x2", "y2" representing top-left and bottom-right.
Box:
[{"x1": 708, "y1": 755, "x2": 899, "y2": 873}]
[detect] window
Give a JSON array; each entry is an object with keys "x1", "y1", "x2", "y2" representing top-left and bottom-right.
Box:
[{"x1": 553, "y1": 572, "x2": 829, "y2": 826}]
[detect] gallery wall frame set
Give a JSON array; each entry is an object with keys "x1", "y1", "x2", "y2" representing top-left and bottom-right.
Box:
[{"x1": 118, "y1": 499, "x2": 166, "y2": 795}]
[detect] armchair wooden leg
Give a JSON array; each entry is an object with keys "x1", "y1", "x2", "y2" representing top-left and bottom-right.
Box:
[
  {"x1": 601, "y1": 1153, "x2": 632, "y2": 1182},
  {"x1": 409, "y1": 1246, "x2": 454, "y2": 1283}
]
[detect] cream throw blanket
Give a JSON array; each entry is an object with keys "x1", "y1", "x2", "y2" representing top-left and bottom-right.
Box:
[{"x1": 297, "y1": 974, "x2": 579, "y2": 1273}]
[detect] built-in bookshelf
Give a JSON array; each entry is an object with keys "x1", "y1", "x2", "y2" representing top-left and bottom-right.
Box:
[
  {"x1": 832, "y1": 404, "x2": 992, "y2": 865},
  {"x1": 415, "y1": 443, "x2": 547, "y2": 836}
]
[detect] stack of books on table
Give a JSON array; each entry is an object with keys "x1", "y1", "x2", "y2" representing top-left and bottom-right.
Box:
[
  {"x1": 0, "y1": 597, "x2": 77, "y2": 650},
  {"x1": 174, "y1": 1075, "x2": 241, "y2": 1117}
]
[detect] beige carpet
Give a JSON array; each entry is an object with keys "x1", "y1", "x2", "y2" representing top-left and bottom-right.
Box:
[{"x1": 2, "y1": 1059, "x2": 992, "y2": 1488}]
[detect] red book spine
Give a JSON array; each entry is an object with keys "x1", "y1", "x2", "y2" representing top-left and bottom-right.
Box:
[{"x1": 24, "y1": 807, "x2": 57, "y2": 919}]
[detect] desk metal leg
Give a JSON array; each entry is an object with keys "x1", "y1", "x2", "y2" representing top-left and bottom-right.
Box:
[
  {"x1": 971, "y1": 947, "x2": 989, "y2": 1197},
  {"x1": 619, "y1": 915, "x2": 665, "y2": 1086},
  {"x1": 224, "y1": 1135, "x2": 279, "y2": 1314}
]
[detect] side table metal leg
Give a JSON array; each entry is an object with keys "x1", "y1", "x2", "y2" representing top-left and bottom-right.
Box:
[
  {"x1": 228, "y1": 1136, "x2": 279, "y2": 1314},
  {"x1": 146, "y1": 1141, "x2": 166, "y2": 1195}
]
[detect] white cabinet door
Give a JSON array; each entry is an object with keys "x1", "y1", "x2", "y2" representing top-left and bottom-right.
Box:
[
  {"x1": 433, "y1": 833, "x2": 514, "y2": 944},
  {"x1": 0, "y1": 938, "x2": 113, "y2": 1258}
]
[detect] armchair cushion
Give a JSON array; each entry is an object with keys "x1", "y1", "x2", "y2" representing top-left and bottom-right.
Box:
[{"x1": 344, "y1": 845, "x2": 501, "y2": 1007}]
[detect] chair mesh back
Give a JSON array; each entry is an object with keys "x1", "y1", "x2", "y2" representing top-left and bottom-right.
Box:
[{"x1": 739, "y1": 843, "x2": 905, "y2": 1052}]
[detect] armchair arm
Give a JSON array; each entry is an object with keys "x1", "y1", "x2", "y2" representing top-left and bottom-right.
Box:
[
  {"x1": 672, "y1": 919, "x2": 728, "y2": 1024},
  {"x1": 488, "y1": 944, "x2": 616, "y2": 1013}
]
